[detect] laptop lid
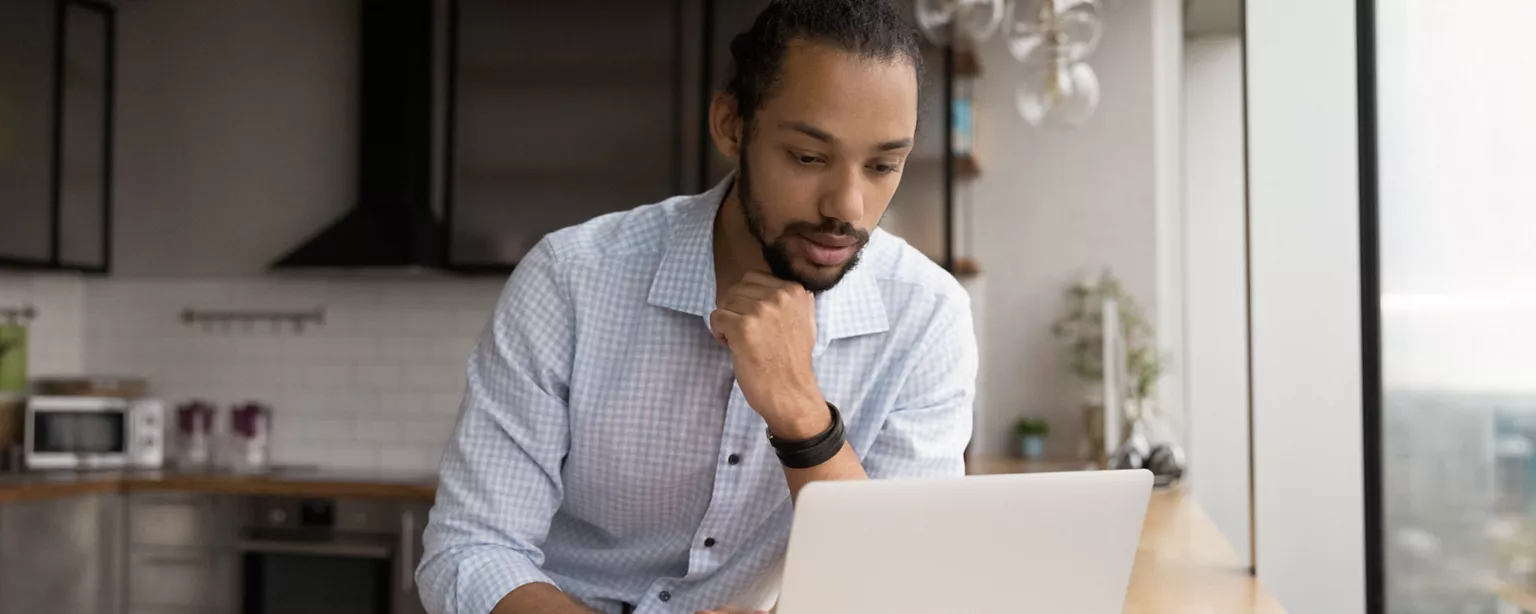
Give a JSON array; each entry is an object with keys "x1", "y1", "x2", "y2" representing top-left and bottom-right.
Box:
[{"x1": 777, "y1": 469, "x2": 1153, "y2": 614}]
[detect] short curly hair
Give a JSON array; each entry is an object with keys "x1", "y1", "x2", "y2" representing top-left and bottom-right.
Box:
[{"x1": 725, "y1": 0, "x2": 924, "y2": 130}]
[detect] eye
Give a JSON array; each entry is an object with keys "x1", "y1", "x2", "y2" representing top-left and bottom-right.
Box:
[
  {"x1": 790, "y1": 151, "x2": 825, "y2": 166},
  {"x1": 870, "y1": 162, "x2": 902, "y2": 175}
]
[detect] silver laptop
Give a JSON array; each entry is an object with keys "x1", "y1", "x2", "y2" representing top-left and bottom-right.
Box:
[{"x1": 776, "y1": 469, "x2": 1153, "y2": 614}]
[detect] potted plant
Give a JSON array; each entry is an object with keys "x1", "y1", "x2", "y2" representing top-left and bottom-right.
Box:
[
  {"x1": 1050, "y1": 270, "x2": 1165, "y2": 461},
  {"x1": 1015, "y1": 418, "x2": 1051, "y2": 460}
]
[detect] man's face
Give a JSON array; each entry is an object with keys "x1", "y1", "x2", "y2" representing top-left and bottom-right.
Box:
[{"x1": 734, "y1": 42, "x2": 919, "y2": 293}]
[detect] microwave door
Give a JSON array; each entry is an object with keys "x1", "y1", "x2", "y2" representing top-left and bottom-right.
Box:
[{"x1": 30, "y1": 409, "x2": 128, "y2": 468}]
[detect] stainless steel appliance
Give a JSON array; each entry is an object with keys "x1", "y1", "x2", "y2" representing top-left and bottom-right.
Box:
[
  {"x1": 25, "y1": 395, "x2": 165, "y2": 469},
  {"x1": 239, "y1": 496, "x2": 428, "y2": 614}
]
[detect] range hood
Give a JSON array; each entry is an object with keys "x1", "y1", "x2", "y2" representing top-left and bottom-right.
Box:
[{"x1": 271, "y1": 0, "x2": 444, "y2": 271}]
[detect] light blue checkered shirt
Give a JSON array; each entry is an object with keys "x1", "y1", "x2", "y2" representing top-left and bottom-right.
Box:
[{"x1": 418, "y1": 178, "x2": 978, "y2": 614}]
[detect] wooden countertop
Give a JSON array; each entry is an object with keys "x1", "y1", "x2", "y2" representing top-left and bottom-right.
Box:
[
  {"x1": 0, "y1": 466, "x2": 437, "y2": 503},
  {"x1": 968, "y1": 458, "x2": 1287, "y2": 614}
]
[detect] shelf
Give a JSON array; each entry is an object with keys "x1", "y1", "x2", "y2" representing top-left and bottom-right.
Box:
[
  {"x1": 948, "y1": 257, "x2": 982, "y2": 279},
  {"x1": 907, "y1": 153, "x2": 981, "y2": 178},
  {"x1": 954, "y1": 153, "x2": 981, "y2": 179},
  {"x1": 954, "y1": 47, "x2": 982, "y2": 77}
]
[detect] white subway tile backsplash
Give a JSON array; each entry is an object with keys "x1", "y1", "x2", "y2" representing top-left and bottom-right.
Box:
[
  {"x1": 77, "y1": 277, "x2": 503, "y2": 473},
  {"x1": 431, "y1": 392, "x2": 464, "y2": 414},
  {"x1": 353, "y1": 416, "x2": 401, "y2": 442}
]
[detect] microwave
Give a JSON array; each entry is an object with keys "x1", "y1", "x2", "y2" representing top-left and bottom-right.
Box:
[{"x1": 25, "y1": 396, "x2": 165, "y2": 470}]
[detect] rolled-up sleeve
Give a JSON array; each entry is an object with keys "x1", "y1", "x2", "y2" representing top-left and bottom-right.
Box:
[
  {"x1": 862, "y1": 295, "x2": 978, "y2": 479},
  {"x1": 417, "y1": 238, "x2": 576, "y2": 614}
]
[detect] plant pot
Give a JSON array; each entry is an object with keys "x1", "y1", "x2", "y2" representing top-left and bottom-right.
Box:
[
  {"x1": 1081, "y1": 403, "x2": 1105, "y2": 462},
  {"x1": 1018, "y1": 435, "x2": 1046, "y2": 460}
]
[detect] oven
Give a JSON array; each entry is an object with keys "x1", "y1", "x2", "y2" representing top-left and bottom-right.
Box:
[{"x1": 239, "y1": 496, "x2": 428, "y2": 614}]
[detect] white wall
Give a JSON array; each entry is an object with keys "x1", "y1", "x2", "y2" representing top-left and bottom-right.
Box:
[
  {"x1": 1247, "y1": 1, "x2": 1366, "y2": 612},
  {"x1": 1182, "y1": 35, "x2": 1251, "y2": 566},
  {"x1": 968, "y1": 0, "x2": 1183, "y2": 457},
  {"x1": 1152, "y1": 0, "x2": 1186, "y2": 448}
]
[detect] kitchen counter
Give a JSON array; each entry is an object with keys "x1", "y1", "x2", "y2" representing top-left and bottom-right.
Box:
[
  {"x1": 967, "y1": 458, "x2": 1287, "y2": 613},
  {"x1": 0, "y1": 466, "x2": 437, "y2": 504}
]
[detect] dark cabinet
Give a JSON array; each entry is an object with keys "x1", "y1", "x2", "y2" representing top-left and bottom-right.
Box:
[
  {"x1": 56, "y1": 0, "x2": 113, "y2": 271},
  {"x1": 445, "y1": 0, "x2": 687, "y2": 269},
  {"x1": 0, "y1": 0, "x2": 58, "y2": 267},
  {"x1": 0, "y1": 0, "x2": 113, "y2": 273}
]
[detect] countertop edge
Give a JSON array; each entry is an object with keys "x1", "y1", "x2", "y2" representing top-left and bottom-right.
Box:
[{"x1": 0, "y1": 472, "x2": 438, "y2": 503}]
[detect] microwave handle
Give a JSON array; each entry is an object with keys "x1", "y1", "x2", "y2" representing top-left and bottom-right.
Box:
[{"x1": 400, "y1": 510, "x2": 416, "y2": 590}]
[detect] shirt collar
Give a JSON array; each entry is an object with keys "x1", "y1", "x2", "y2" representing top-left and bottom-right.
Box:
[{"x1": 647, "y1": 175, "x2": 890, "y2": 346}]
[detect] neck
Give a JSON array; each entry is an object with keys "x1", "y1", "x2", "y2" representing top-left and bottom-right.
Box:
[{"x1": 713, "y1": 181, "x2": 770, "y2": 302}]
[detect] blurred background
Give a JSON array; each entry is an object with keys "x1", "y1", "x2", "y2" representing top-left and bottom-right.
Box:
[{"x1": 0, "y1": 0, "x2": 1531, "y2": 613}]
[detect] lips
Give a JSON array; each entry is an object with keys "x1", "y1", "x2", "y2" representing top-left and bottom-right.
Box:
[
  {"x1": 802, "y1": 232, "x2": 859, "y2": 248},
  {"x1": 799, "y1": 234, "x2": 860, "y2": 267}
]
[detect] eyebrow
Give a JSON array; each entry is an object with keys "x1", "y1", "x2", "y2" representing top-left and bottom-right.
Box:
[{"x1": 780, "y1": 121, "x2": 914, "y2": 152}]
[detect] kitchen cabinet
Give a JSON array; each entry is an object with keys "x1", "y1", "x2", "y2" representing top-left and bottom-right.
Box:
[
  {"x1": 445, "y1": 0, "x2": 688, "y2": 270},
  {"x1": 129, "y1": 549, "x2": 238, "y2": 611},
  {"x1": 0, "y1": 0, "x2": 57, "y2": 267},
  {"x1": 126, "y1": 492, "x2": 238, "y2": 614},
  {"x1": 0, "y1": 494, "x2": 122, "y2": 614},
  {"x1": 55, "y1": 0, "x2": 113, "y2": 271},
  {"x1": 0, "y1": 0, "x2": 114, "y2": 273}
]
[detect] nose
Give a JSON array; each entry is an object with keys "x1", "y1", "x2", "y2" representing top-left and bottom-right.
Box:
[{"x1": 819, "y1": 164, "x2": 864, "y2": 226}]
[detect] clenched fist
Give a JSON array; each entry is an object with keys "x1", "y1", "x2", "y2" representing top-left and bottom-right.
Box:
[{"x1": 710, "y1": 272, "x2": 830, "y2": 441}]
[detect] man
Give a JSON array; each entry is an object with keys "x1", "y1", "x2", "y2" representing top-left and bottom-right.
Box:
[{"x1": 418, "y1": 1, "x2": 977, "y2": 613}]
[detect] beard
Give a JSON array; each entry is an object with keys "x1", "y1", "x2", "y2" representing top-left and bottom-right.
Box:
[{"x1": 737, "y1": 133, "x2": 869, "y2": 295}]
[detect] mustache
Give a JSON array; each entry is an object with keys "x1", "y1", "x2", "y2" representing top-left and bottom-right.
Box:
[{"x1": 783, "y1": 218, "x2": 870, "y2": 243}]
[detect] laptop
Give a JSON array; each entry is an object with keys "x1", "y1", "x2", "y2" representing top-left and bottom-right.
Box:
[{"x1": 776, "y1": 469, "x2": 1154, "y2": 614}]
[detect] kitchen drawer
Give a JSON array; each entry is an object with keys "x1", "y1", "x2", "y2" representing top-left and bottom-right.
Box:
[
  {"x1": 128, "y1": 548, "x2": 236, "y2": 609},
  {"x1": 129, "y1": 492, "x2": 236, "y2": 548}
]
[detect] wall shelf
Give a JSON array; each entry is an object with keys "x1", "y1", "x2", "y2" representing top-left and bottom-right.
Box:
[
  {"x1": 954, "y1": 153, "x2": 981, "y2": 179},
  {"x1": 954, "y1": 47, "x2": 982, "y2": 77}
]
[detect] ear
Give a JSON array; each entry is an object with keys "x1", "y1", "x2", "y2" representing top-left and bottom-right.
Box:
[{"x1": 708, "y1": 93, "x2": 744, "y2": 161}]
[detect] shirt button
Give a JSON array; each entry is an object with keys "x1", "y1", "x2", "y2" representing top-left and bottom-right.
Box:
[
  {"x1": 704, "y1": 537, "x2": 716, "y2": 548},
  {"x1": 659, "y1": 591, "x2": 672, "y2": 602},
  {"x1": 727, "y1": 454, "x2": 741, "y2": 465}
]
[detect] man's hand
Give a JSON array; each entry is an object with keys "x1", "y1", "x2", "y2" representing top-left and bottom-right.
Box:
[{"x1": 709, "y1": 272, "x2": 829, "y2": 440}]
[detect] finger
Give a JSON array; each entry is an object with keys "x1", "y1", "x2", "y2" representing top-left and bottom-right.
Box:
[
  {"x1": 741, "y1": 272, "x2": 812, "y2": 304},
  {"x1": 741, "y1": 270, "x2": 797, "y2": 290},
  {"x1": 709, "y1": 309, "x2": 742, "y2": 346},
  {"x1": 723, "y1": 281, "x2": 778, "y2": 302},
  {"x1": 717, "y1": 294, "x2": 763, "y2": 317}
]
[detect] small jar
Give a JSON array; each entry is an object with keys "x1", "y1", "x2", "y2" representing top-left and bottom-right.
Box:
[
  {"x1": 229, "y1": 402, "x2": 271, "y2": 473},
  {"x1": 175, "y1": 401, "x2": 216, "y2": 469}
]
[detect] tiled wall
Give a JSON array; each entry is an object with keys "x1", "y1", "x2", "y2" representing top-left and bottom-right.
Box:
[
  {"x1": 0, "y1": 274, "x2": 87, "y2": 377},
  {"x1": 84, "y1": 278, "x2": 505, "y2": 472}
]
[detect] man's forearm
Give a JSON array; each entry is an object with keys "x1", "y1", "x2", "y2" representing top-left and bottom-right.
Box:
[
  {"x1": 492, "y1": 582, "x2": 598, "y2": 614},
  {"x1": 781, "y1": 442, "x2": 867, "y2": 502}
]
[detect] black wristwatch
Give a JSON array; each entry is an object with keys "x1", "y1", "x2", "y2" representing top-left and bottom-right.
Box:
[{"x1": 767, "y1": 403, "x2": 846, "y2": 469}]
